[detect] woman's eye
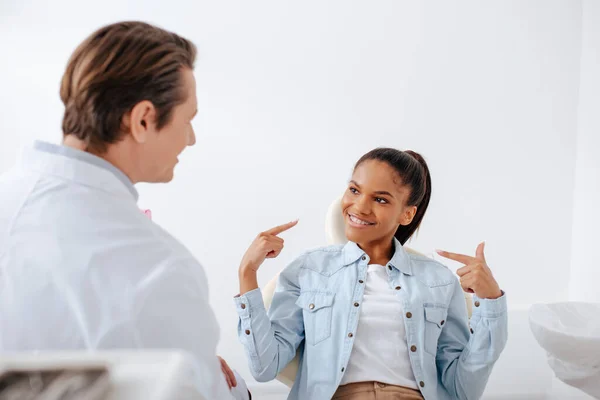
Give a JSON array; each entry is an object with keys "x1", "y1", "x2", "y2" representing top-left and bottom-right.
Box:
[
  {"x1": 349, "y1": 187, "x2": 358, "y2": 194},
  {"x1": 375, "y1": 197, "x2": 387, "y2": 204}
]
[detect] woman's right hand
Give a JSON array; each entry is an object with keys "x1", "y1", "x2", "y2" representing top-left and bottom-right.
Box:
[
  {"x1": 239, "y1": 220, "x2": 298, "y2": 274},
  {"x1": 238, "y1": 220, "x2": 298, "y2": 295}
]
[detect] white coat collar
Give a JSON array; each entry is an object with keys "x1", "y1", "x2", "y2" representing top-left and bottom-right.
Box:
[{"x1": 20, "y1": 141, "x2": 139, "y2": 202}]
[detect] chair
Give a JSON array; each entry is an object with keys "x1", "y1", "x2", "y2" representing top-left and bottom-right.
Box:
[{"x1": 262, "y1": 197, "x2": 473, "y2": 388}]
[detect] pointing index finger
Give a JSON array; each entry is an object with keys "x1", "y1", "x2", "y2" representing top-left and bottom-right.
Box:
[
  {"x1": 436, "y1": 249, "x2": 476, "y2": 265},
  {"x1": 265, "y1": 219, "x2": 299, "y2": 236}
]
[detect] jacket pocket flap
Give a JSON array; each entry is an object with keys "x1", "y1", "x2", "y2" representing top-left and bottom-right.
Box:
[
  {"x1": 424, "y1": 306, "x2": 448, "y2": 327},
  {"x1": 296, "y1": 292, "x2": 335, "y2": 312}
]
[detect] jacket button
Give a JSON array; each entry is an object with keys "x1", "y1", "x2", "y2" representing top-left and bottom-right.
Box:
[
  {"x1": 388, "y1": 265, "x2": 392, "y2": 271},
  {"x1": 475, "y1": 301, "x2": 481, "y2": 307},
  {"x1": 359, "y1": 280, "x2": 364, "y2": 284},
  {"x1": 440, "y1": 320, "x2": 445, "y2": 326},
  {"x1": 395, "y1": 286, "x2": 401, "y2": 290},
  {"x1": 406, "y1": 312, "x2": 412, "y2": 318},
  {"x1": 245, "y1": 329, "x2": 251, "y2": 335},
  {"x1": 420, "y1": 381, "x2": 425, "y2": 388},
  {"x1": 309, "y1": 303, "x2": 315, "y2": 310},
  {"x1": 361, "y1": 256, "x2": 366, "y2": 261},
  {"x1": 240, "y1": 304, "x2": 246, "y2": 310},
  {"x1": 410, "y1": 345, "x2": 417, "y2": 352},
  {"x1": 354, "y1": 302, "x2": 359, "y2": 307},
  {"x1": 348, "y1": 333, "x2": 353, "y2": 338},
  {"x1": 470, "y1": 328, "x2": 474, "y2": 334},
  {"x1": 341, "y1": 367, "x2": 345, "y2": 372}
]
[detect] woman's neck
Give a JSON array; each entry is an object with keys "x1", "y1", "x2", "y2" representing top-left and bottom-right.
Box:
[{"x1": 357, "y1": 237, "x2": 395, "y2": 265}]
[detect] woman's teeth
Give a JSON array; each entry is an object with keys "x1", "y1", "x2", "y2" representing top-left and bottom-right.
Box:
[{"x1": 349, "y1": 214, "x2": 374, "y2": 225}]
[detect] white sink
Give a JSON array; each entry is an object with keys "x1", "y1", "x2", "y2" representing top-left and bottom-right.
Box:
[{"x1": 529, "y1": 302, "x2": 600, "y2": 399}]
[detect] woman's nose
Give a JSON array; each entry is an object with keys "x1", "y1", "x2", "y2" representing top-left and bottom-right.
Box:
[{"x1": 354, "y1": 195, "x2": 371, "y2": 215}]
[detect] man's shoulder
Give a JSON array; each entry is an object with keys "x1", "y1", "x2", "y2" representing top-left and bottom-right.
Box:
[{"x1": 143, "y1": 221, "x2": 196, "y2": 261}]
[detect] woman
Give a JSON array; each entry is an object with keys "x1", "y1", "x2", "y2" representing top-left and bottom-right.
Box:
[{"x1": 234, "y1": 148, "x2": 508, "y2": 400}]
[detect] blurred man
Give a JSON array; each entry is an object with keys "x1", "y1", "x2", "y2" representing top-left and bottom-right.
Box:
[{"x1": 0, "y1": 21, "x2": 248, "y2": 400}]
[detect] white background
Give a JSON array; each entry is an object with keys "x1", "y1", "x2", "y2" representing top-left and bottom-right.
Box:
[{"x1": 1, "y1": 1, "x2": 598, "y2": 398}]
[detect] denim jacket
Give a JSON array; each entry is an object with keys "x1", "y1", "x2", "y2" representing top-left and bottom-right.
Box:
[{"x1": 235, "y1": 239, "x2": 508, "y2": 399}]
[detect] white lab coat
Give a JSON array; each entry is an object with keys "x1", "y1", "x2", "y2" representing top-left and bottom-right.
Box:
[{"x1": 0, "y1": 141, "x2": 244, "y2": 399}]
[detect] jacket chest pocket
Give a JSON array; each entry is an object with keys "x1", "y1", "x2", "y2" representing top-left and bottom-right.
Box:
[
  {"x1": 296, "y1": 291, "x2": 335, "y2": 346},
  {"x1": 424, "y1": 305, "x2": 448, "y2": 356}
]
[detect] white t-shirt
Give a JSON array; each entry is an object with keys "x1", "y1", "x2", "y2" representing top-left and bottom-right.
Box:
[{"x1": 340, "y1": 264, "x2": 418, "y2": 389}]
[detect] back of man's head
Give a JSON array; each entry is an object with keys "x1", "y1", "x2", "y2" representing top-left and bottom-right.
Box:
[
  {"x1": 60, "y1": 21, "x2": 198, "y2": 183},
  {"x1": 60, "y1": 21, "x2": 197, "y2": 154}
]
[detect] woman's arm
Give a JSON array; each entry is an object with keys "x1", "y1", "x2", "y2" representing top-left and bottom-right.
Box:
[
  {"x1": 436, "y1": 279, "x2": 508, "y2": 399},
  {"x1": 235, "y1": 255, "x2": 306, "y2": 382},
  {"x1": 234, "y1": 220, "x2": 304, "y2": 382},
  {"x1": 436, "y1": 243, "x2": 508, "y2": 399}
]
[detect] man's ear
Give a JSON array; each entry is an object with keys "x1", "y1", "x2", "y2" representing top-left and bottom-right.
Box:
[{"x1": 126, "y1": 100, "x2": 156, "y2": 144}]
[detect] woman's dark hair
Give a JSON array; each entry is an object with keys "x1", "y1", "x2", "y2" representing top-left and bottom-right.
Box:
[{"x1": 354, "y1": 148, "x2": 432, "y2": 245}]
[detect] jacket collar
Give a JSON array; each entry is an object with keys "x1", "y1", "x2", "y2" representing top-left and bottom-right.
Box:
[{"x1": 342, "y1": 237, "x2": 413, "y2": 275}]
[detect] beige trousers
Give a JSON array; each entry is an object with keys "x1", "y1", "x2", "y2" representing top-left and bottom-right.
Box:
[{"x1": 332, "y1": 381, "x2": 425, "y2": 400}]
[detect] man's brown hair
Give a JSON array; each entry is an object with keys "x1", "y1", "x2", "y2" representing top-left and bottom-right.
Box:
[{"x1": 60, "y1": 21, "x2": 196, "y2": 153}]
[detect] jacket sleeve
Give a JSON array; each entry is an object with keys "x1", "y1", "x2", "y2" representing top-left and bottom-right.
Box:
[
  {"x1": 234, "y1": 254, "x2": 306, "y2": 382},
  {"x1": 437, "y1": 277, "x2": 508, "y2": 399}
]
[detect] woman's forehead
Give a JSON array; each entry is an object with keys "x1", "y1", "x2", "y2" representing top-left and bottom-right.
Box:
[{"x1": 352, "y1": 160, "x2": 407, "y2": 193}]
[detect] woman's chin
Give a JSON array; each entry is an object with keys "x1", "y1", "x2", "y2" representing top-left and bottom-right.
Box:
[{"x1": 345, "y1": 226, "x2": 370, "y2": 243}]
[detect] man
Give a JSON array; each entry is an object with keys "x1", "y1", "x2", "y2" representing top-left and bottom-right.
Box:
[{"x1": 0, "y1": 21, "x2": 248, "y2": 399}]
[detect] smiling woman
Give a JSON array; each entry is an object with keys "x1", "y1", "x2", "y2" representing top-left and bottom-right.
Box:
[
  {"x1": 235, "y1": 147, "x2": 508, "y2": 400},
  {"x1": 342, "y1": 148, "x2": 431, "y2": 265}
]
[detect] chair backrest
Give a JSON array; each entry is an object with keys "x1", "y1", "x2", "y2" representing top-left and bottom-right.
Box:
[{"x1": 262, "y1": 196, "x2": 472, "y2": 388}]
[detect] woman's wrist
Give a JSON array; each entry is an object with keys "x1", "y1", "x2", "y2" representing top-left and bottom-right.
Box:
[
  {"x1": 239, "y1": 264, "x2": 257, "y2": 278},
  {"x1": 239, "y1": 266, "x2": 259, "y2": 295}
]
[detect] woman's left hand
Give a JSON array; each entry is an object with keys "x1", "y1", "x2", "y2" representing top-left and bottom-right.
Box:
[{"x1": 437, "y1": 242, "x2": 503, "y2": 299}]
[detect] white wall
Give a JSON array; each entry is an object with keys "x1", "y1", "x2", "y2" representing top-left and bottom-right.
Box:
[
  {"x1": 569, "y1": 0, "x2": 600, "y2": 303},
  {"x1": 0, "y1": 1, "x2": 590, "y2": 398}
]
